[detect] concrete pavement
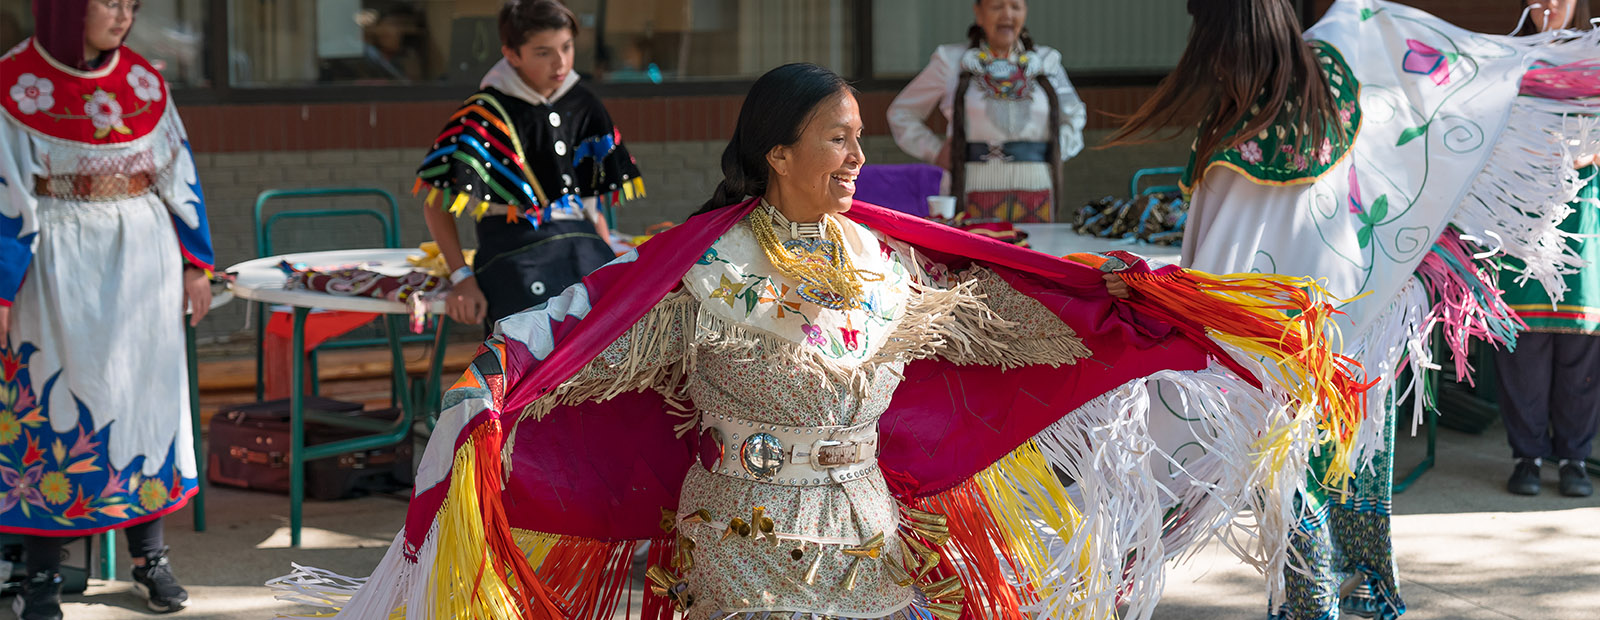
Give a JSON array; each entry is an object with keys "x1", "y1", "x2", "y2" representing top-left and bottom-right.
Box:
[{"x1": 16, "y1": 417, "x2": 1598, "y2": 619}]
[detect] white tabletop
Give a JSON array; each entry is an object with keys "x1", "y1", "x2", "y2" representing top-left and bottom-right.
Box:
[
  {"x1": 1016, "y1": 223, "x2": 1182, "y2": 267},
  {"x1": 225, "y1": 248, "x2": 446, "y2": 314}
]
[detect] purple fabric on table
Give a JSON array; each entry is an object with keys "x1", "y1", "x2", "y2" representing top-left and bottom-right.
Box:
[{"x1": 853, "y1": 163, "x2": 945, "y2": 217}]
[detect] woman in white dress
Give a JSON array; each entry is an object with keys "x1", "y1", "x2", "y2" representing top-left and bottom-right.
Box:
[
  {"x1": 1, "y1": 1, "x2": 213, "y2": 617},
  {"x1": 887, "y1": 0, "x2": 1086, "y2": 223}
]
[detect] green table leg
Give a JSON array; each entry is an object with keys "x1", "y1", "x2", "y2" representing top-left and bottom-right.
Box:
[
  {"x1": 385, "y1": 316, "x2": 415, "y2": 418},
  {"x1": 424, "y1": 319, "x2": 451, "y2": 430},
  {"x1": 254, "y1": 302, "x2": 266, "y2": 402},
  {"x1": 101, "y1": 531, "x2": 115, "y2": 579},
  {"x1": 187, "y1": 322, "x2": 206, "y2": 532},
  {"x1": 1394, "y1": 408, "x2": 1436, "y2": 494},
  {"x1": 289, "y1": 307, "x2": 309, "y2": 548}
]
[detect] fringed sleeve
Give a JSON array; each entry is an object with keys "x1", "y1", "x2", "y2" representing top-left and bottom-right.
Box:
[
  {"x1": 880, "y1": 233, "x2": 1091, "y2": 369},
  {"x1": 906, "y1": 266, "x2": 1092, "y2": 369},
  {"x1": 514, "y1": 290, "x2": 697, "y2": 425}
]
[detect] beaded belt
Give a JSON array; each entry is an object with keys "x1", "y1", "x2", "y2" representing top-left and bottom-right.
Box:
[
  {"x1": 965, "y1": 141, "x2": 1048, "y2": 163},
  {"x1": 34, "y1": 172, "x2": 155, "y2": 202},
  {"x1": 699, "y1": 411, "x2": 878, "y2": 487}
]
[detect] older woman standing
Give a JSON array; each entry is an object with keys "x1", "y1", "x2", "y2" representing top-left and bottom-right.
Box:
[
  {"x1": 888, "y1": 0, "x2": 1086, "y2": 223},
  {"x1": 1, "y1": 1, "x2": 213, "y2": 618}
]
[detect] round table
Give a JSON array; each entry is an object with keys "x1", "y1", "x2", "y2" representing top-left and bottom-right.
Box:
[
  {"x1": 228, "y1": 248, "x2": 446, "y2": 314},
  {"x1": 225, "y1": 248, "x2": 454, "y2": 547},
  {"x1": 1015, "y1": 223, "x2": 1182, "y2": 266}
]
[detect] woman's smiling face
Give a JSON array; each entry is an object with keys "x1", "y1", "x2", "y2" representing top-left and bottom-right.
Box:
[{"x1": 766, "y1": 90, "x2": 866, "y2": 219}]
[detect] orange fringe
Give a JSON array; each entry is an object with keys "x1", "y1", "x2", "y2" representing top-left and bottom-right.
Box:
[
  {"x1": 537, "y1": 538, "x2": 640, "y2": 620},
  {"x1": 1118, "y1": 266, "x2": 1375, "y2": 486},
  {"x1": 471, "y1": 421, "x2": 569, "y2": 620},
  {"x1": 913, "y1": 479, "x2": 1035, "y2": 620}
]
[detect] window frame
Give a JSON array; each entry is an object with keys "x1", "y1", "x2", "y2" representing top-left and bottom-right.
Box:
[{"x1": 171, "y1": 0, "x2": 1201, "y2": 105}]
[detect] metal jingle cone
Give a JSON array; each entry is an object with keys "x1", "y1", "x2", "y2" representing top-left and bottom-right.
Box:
[
  {"x1": 723, "y1": 518, "x2": 748, "y2": 541},
  {"x1": 921, "y1": 575, "x2": 965, "y2": 602},
  {"x1": 925, "y1": 602, "x2": 963, "y2": 620},
  {"x1": 841, "y1": 557, "x2": 863, "y2": 591},
  {"x1": 881, "y1": 554, "x2": 915, "y2": 587},
  {"x1": 803, "y1": 550, "x2": 824, "y2": 585}
]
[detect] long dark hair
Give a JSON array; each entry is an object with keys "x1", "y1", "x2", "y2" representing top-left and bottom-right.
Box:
[
  {"x1": 693, "y1": 63, "x2": 858, "y2": 216},
  {"x1": 1103, "y1": 0, "x2": 1342, "y2": 190},
  {"x1": 1513, "y1": 0, "x2": 1594, "y2": 35},
  {"x1": 952, "y1": 0, "x2": 1061, "y2": 214}
]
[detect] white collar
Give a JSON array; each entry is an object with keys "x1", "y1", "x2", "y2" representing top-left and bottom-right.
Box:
[
  {"x1": 762, "y1": 200, "x2": 829, "y2": 240},
  {"x1": 480, "y1": 58, "x2": 581, "y2": 105}
]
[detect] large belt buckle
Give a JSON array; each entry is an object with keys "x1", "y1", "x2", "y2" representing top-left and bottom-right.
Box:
[
  {"x1": 739, "y1": 433, "x2": 785, "y2": 481},
  {"x1": 810, "y1": 439, "x2": 860, "y2": 469}
]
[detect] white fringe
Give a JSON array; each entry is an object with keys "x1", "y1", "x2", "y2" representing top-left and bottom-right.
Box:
[
  {"x1": 965, "y1": 159, "x2": 1053, "y2": 193},
  {"x1": 996, "y1": 364, "x2": 1311, "y2": 620},
  {"x1": 267, "y1": 524, "x2": 438, "y2": 619},
  {"x1": 1454, "y1": 99, "x2": 1600, "y2": 302}
]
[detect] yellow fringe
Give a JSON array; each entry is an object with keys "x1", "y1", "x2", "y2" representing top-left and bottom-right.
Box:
[
  {"x1": 431, "y1": 436, "x2": 525, "y2": 620},
  {"x1": 449, "y1": 191, "x2": 471, "y2": 217},
  {"x1": 975, "y1": 443, "x2": 1097, "y2": 618}
]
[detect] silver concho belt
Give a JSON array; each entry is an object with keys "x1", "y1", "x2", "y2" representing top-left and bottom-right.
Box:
[{"x1": 698, "y1": 411, "x2": 878, "y2": 487}]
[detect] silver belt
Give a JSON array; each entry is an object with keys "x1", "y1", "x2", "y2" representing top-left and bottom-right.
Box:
[{"x1": 699, "y1": 411, "x2": 878, "y2": 487}]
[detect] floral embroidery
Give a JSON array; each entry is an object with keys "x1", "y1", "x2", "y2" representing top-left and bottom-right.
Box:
[
  {"x1": 1346, "y1": 166, "x2": 1390, "y2": 248},
  {"x1": 709, "y1": 275, "x2": 746, "y2": 308},
  {"x1": 1401, "y1": 39, "x2": 1451, "y2": 86},
  {"x1": 759, "y1": 283, "x2": 803, "y2": 319},
  {"x1": 840, "y1": 326, "x2": 861, "y2": 351},
  {"x1": 39, "y1": 471, "x2": 70, "y2": 505},
  {"x1": 138, "y1": 478, "x2": 168, "y2": 512},
  {"x1": 8, "y1": 73, "x2": 53, "y2": 114},
  {"x1": 802, "y1": 324, "x2": 826, "y2": 346},
  {"x1": 0, "y1": 344, "x2": 193, "y2": 531},
  {"x1": 0, "y1": 410, "x2": 19, "y2": 445},
  {"x1": 1239, "y1": 140, "x2": 1264, "y2": 164},
  {"x1": 1347, "y1": 166, "x2": 1365, "y2": 215},
  {"x1": 0, "y1": 463, "x2": 45, "y2": 516},
  {"x1": 126, "y1": 64, "x2": 163, "y2": 102},
  {"x1": 1183, "y1": 42, "x2": 1361, "y2": 192},
  {"x1": 698, "y1": 247, "x2": 720, "y2": 265},
  {"x1": 82, "y1": 89, "x2": 133, "y2": 139}
]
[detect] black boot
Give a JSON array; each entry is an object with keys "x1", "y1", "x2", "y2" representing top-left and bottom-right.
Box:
[
  {"x1": 130, "y1": 547, "x2": 189, "y2": 613},
  {"x1": 1507, "y1": 458, "x2": 1541, "y2": 496},
  {"x1": 1558, "y1": 460, "x2": 1593, "y2": 498},
  {"x1": 10, "y1": 570, "x2": 63, "y2": 620}
]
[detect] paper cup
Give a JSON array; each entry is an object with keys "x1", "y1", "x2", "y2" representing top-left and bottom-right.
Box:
[{"x1": 927, "y1": 196, "x2": 956, "y2": 219}]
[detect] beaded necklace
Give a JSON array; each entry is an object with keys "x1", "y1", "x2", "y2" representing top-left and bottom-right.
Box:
[{"x1": 749, "y1": 201, "x2": 880, "y2": 310}]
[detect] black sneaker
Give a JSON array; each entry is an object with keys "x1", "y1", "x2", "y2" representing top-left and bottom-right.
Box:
[
  {"x1": 10, "y1": 570, "x2": 63, "y2": 620},
  {"x1": 130, "y1": 549, "x2": 189, "y2": 613},
  {"x1": 1507, "y1": 458, "x2": 1541, "y2": 496},
  {"x1": 1558, "y1": 461, "x2": 1593, "y2": 497}
]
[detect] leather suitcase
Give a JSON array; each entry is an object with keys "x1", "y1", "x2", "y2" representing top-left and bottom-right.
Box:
[{"x1": 207, "y1": 397, "x2": 415, "y2": 500}]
